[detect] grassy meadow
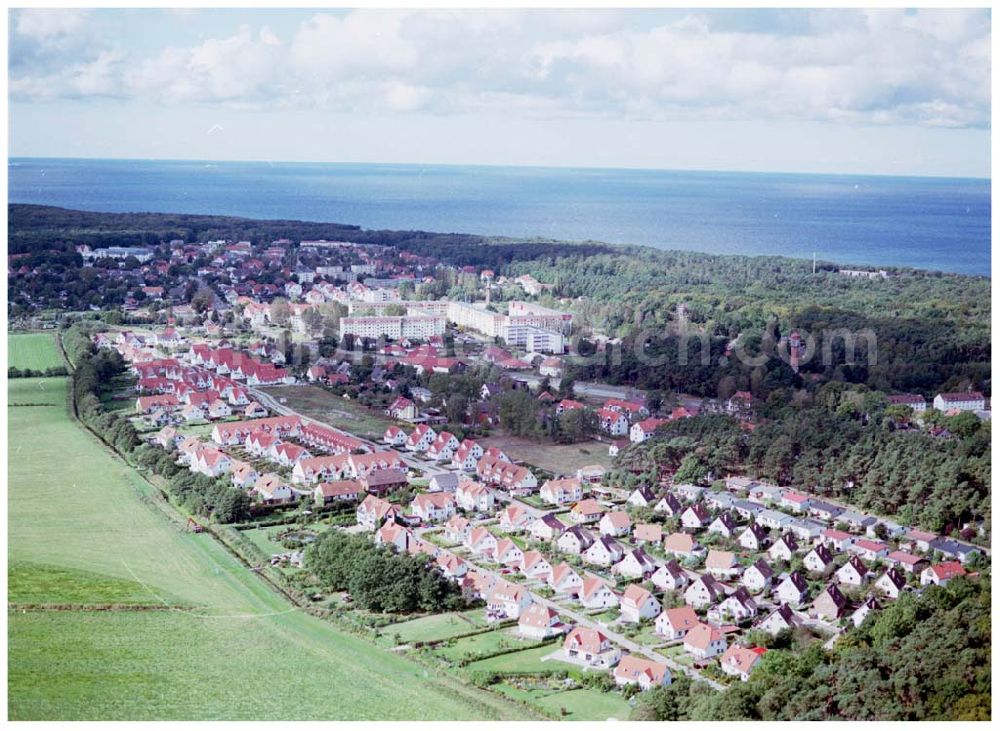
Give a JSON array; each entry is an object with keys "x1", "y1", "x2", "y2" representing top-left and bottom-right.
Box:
[
  {"x1": 259, "y1": 384, "x2": 396, "y2": 439},
  {"x1": 8, "y1": 332, "x2": 63, "y2": 371},
  {"x1": 7, "y1": 376, "x2": 537, "y2": 721}
]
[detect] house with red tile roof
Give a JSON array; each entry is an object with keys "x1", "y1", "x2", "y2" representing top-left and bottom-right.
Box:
[
  {"x1": 405, "y1": 424, "x2": 436, "y2": 452},
  {"x1": 656, "y1": 605, "x2": 700, "y2": 640},
  {"x1": 720, "y1": 645, "x2": 766, "y2": 682},
  {"x1": 570, "y1": 498, "x2": 606, "y2": 524},
  {"x1": 563, "y1": 626, "x2": 621, "y2": 667},
  {"x1": 518, "y1": 603, "x2": 567, "y2": 640},
  {"x1": 629, "y1": 417, "x2": 667, "y2": 444},
  {"x1": 540, "y1": 476, "x2": 584, "y2": 505},
  {"x1": 920, "y1": 561, "x2": 967, "y2": 586},
  {"x1": 614, "y1": 655, "x2": 671, "y2": 690},
  {"x1": 684, "y1": 622, "x2": 727, "y2": 660},
  {"x1": 578, "y1": 576, "x2": 619, "y2": 609},
  {"x1": 620, "y1": 584, "x2": 661, "y2": 623},
  {"x1": 313, "y1": 480, "x2": 363, "y2": 505},
  {"x1": 548, "y1": 562, "x2": 583, "y2": 594}
]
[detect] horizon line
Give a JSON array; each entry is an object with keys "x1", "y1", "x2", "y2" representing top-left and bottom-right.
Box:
[{"x1": 8, "y1": 154, "x2": 991, "y2": 183}]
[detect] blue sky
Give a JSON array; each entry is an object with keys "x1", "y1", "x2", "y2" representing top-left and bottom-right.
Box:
[{"x1": 7, "y1": 8, "x2": 991, "y2": 177}]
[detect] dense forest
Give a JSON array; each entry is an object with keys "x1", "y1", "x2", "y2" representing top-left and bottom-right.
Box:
[
  {"x1": 611, "y1": 380, "x2": 990, "y2": 536},
  {"x1": 8, "y1": 204, "x2": 615, "y2": 266},
  {"x1": 630, "y1": 576, "x2": 989, "y2": 721},
  {"x1": 513, "y1": 250, "x2": 990, "y2": 399}
]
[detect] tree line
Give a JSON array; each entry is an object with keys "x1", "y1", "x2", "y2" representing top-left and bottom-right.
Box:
[{"x1": 65, "y1": 321, "x2": 252, "y2": 524}]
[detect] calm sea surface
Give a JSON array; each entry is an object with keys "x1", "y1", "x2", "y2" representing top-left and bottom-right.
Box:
[{"x1": 8, "y1": 157, "x2": 991, "y2": 276}]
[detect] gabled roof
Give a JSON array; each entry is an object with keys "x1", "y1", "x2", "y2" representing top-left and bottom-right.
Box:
[
  {"x1": 926, "y1": 561, "x2": 967, "y2": 581},
  {"x1": 684, "y1": 622, "x2": 724, "y2": 650},
  {"x1": 660, "y1": 605, "x2": 698, "y2": 632},
  {"x1": 621, "y1": 583, "x2": 655, "y2": 608},
  {"x1": 614, "y1": 654, "x2": 668, "y2": 685}
]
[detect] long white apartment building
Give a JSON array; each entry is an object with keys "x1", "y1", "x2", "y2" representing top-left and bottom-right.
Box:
[
  {"x1": 339, "y1": 315, "x2": 446, "y2": 340},
  {"x1": 447, "y1": 300, "x2": 572, "y2": 352},
  {"x1": 347, "y1": 300, "x2": 451, "y2": 317}
]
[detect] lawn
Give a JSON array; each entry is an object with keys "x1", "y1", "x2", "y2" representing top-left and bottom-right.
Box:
[
  {"x1": 7, "y1": 377, "x2": 538, "y2": 721},
  {"x1": 259, "y1": 384, "x2": 396, "y2": 440},
  {"x1": 534, "y1": 687, "x2": 633, "y2": 721},
  {"x1": 8, "y1": 332, "x2": 63, "y2": 371},
  {"x1": 480, "y1": 434, "x2": 611, "y2": 474},
  {"x1": 464, "y1": 641, "x2": 563, "y2": 673},
  {"x1": 490, "y1": 682, "x2": 632, "y2": 721},
  {"x1": 386, "y1": 611, "x2": 489, "y2": 644},
  {"x1": 238, "y1": 526, "x2": 290, "y2": 557},
  {"x1": 433, "y1": 627, "x2": 539, "y2": 663}
]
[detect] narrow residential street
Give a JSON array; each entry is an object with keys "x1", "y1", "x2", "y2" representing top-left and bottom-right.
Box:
[{"x1": 449, "y1": 544, "x2": 727, "y2": 692}]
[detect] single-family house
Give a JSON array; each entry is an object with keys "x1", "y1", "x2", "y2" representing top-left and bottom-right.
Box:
[
  {"x1": 720, "y1": 645, "x2": 766, "y2": 682},
  {"x1": 518, "y1": 603, "x2": 566, "y2": 640},
  {"x1": 614, "y1": 655, "x2": 671, "y2": 690},
  {"x1": 620, "y1": 584, "x2": 661, "y2": 623},
  {"x1": 685, "y1": 574, "x2": 727, "y2": 609},
  {"x1": 651, "y1": 560, "x2": 690, "y2": 592},
  {"x1": 683, "y1": 622, "x2": 727, "y2": 660},
  {"x1": 578, "y1": 576, "x2": 619, "y2": 609},
  {"x1": 811, "y1": 583, "x2": 848, "y2": 621},
  {"x1": 612, "y1": 548, "x2": 658, "y2": 580},
  {"x1": 563, "y1": 627, "x2": 621, "y2": 667},
  {"x1": 663, "y1": 532, "x2": 702, "y2": 560},
  {"x1": 583, "y1": 536, "x2": 625, "y2": 567},
  {"x1": 548, "y1": 562, "x2": 584, "y2": 594},
  {"x1": 705, "y1": 549, "x2": 742, "y2": 579},
  {"x1": 599, "y1": 511, "x2": 632, "y2": 538},
  {"x1": 410, "y1": 492, "x2": 456, "y2": 523},
  {"x1": 803, "y1": 544, "x2": 835, "y2": 575},
  {"x1": 530, "y1": 513, "x2": 567, "y2": 543},
  {"x1": 540, "y1": 476, "x2": 583, "y2": 505},
  {"x1": 775, "y1": 571, "x2": 810, "y2": 607},
  {"x1": 921, "y1": 562, "x2": 968, "y2": 586},
  {"x1": 768, "y1": 534, "x2": 799, "y2": 563},
  {"x1": 656, "y1": 605, "x2": 700, "y2": 640},
  {"x1": 680, "y1": 503, "x2": 711, "y2": 530},
  {"x1": 756, "y1": 603, "x2": 802, "y2": 636},
  {"x1": 742, "y1": 560, "x2": 775, "y2": 594}
]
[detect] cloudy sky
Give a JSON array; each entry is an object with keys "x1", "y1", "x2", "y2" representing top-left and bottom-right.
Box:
[{"x1": 8, "y1": 8, "x2": 992, "y2": 177}]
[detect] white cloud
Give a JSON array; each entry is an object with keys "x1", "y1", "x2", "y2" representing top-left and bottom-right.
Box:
[{"x1": 8, "y1": 8, "x2": 991, "y2": 129}]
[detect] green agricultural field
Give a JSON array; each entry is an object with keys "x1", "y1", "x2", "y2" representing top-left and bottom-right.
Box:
[
  {"x1": 7, "y1": 377, "x2": 539, "y2": 721},
  {"x1": 386, "y1": 610, "x2": 489, "y2": 644},
  {"x1": 8, "y1": 563, "x2": 174, "y2": 607},
  {"x1": 8, "y1": 332, "x2": 63, "y2": 371}
]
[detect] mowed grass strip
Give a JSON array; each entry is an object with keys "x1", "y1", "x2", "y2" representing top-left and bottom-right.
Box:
[
  {"x1": 8, "y1": 332, "x2": 63, "y2": 371},
  {"x1": 7, "y1": 377, "x2": 539, "y2": 721},
  {"x1": 461, "y1": 641, "x2": 561, "y2": 672}
]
